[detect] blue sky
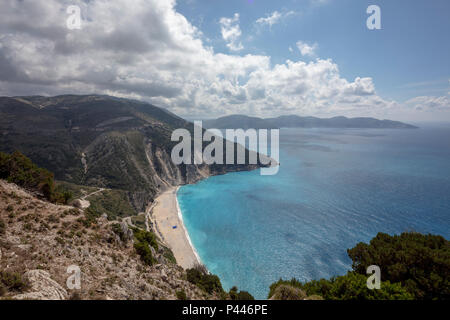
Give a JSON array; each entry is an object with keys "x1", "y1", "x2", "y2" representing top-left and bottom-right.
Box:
[
  {"x1": 177, "y1": 0, "x2": 450, "y2": 103},
  {"x1": 1, "y1": 0, "x2": 448, "y2": 121}
]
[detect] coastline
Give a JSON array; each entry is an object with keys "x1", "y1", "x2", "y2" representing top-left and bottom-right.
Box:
[{"x1": 151, "y1": 186, "x2": 201, "y2": 269}]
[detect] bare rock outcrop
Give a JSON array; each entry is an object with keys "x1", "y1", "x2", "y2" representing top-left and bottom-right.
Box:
[{"x1": 13, "y1": 270, "x2": 68, "y2": 300}]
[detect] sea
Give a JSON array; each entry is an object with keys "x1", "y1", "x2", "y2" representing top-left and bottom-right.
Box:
[{"x1": 177, "y1": 124, "x2": 450, "y2": 299}]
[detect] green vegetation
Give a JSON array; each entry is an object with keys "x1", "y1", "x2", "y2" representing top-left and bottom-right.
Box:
[
  {"x1": 55, "y1": 181, "x2": 97, "y2": 200},
  {"x1": 176, "y1": 289, "x2": 187, "y2": 300},
  {"x1": 0, "y1": 218, "x2": 5, "y2": 235},
  {"x1": 133, "y1": 228, "x2": 158, "y2": 251},
  {"x1": 130, "y1": 214, "x2": 146, "y2": 229},
  {"x1": 229, "y1": 286, "x2": 255, "y2": 300},
  {"x1": 185, "y1": 269, "x2": 253, "y2": 299},
  {"x1": 268, "y1": 284, "x2": 310, "y2": 300},
  {"x1": 0, "y1": 271, "x2": 30, "y2": 296},
  {"x1": 0, "y1": 95, "x2": 265, "y2": 217},
  {"x1": 269, "y1": 273, "x2": 413, "y2": 300},
  {"x1": 88, "y1": 189, "x2": 137, "y2": 220},
  {"x1": 347, "y1": 232, "x2": 450, "y2": 300},
  {"x1": 56, "y1": 182, "x2": 137, "y2": 220},
  {"x1": 269, "y1": 232, "x2": 449, "y2": 300},
  {"x1": 133, "y1": 228, "x2": 159, "y2": 266},
  {"x1": 134, "y1": 241, "x2": 155, "y2": 266},
  {"x1": 83, "y1": 131, "x2": 158, "y2": 195},
  {"x1": 162, "y1": 246, "x2": 177, "y2": 264},
  {"x1": 186, "y1": 265, "x2": 224, "y2": 295},
  {"x1": 80, "y1": 207, "x2": 102, "y2": 228},
  {"x1": 111, "y1": 223, "x2": 127, "y2": 243},
  {"x1": 0, "y1": 151, "x2": 70, "y2": 204}
]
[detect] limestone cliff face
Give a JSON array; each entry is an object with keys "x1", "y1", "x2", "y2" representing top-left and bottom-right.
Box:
[
  {"x1": 12, "y1": 270, "x2": 68, "y2": 300},
  {"x1": 80, "y1": 131, "x2": 261, "y2": 213},
  {"x1": 0, "y1": 95, "x2": 265, "y2": 215},
  {"x1": 0, "y1": 95, "x2": 266, "y2": 300}
]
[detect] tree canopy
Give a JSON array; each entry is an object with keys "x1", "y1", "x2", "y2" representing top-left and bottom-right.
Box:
[
  {"x1": 269, "y1": 232, "x2": 449, "y2": 300},
  {"x1": 0, "y1": 151, "x2": 71, "y2": 203}
]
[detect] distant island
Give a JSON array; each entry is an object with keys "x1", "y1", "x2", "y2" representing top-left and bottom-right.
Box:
[{"x1": 204, "y1": 115, "x2": 418, "y2": 130}]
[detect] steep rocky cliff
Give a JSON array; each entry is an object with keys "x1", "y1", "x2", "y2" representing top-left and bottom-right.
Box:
[
  {"x1": 0, "y1": 180, "x2": 218, "y2": 300},
  {"x1": 0, "y1": 95, "x2": 264, "y2": 215},
  {"x1": 0, "y1": 95, "x2": 267, "y2": 300}
]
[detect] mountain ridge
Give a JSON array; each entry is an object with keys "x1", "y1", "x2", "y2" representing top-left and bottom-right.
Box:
[
  {"x1": 0, "y1": 95, "x2": 265, "y2": 217},
  {"x1": 204, "y1": 114, "x2": 418, "y2": 129}
]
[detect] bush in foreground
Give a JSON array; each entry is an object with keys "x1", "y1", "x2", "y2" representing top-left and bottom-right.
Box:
[
  {"x1": 268, "y1": 232, "x2": 449, "y2": 300},
  {"x1": 269, "y1": 273, "x2": 413, "y2": 300},
  {"x1": 0, "y1": 271, "x2": 30, "y2": 296},
  {"x1": 0, "y1": 151, "x2": 71, "y2": 204},
  {"x1": 229, "y1": 286, "x2": 255, "y2": 300},
  {"x1": 348, "y1": 232, "x2": 450, "y2": 300},
  {"x1": 186, "y1": 265, "x2": 224, "y2": 295},
  {"x1": 133, "y1": 228, "x2": 159, "y2": 266}
]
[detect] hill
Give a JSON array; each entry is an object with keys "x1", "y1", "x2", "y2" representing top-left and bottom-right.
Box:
[
  {"x1": 204, "y1": 114, "x2": 418, "y2": 129},
  {"x1": 0, "y1": 153, "x2": 254, "y2": 300},
  {"x1": 0, "y1": 95, "x2": 264, "y2": 216},
  {"x1": 0, "y1": 178, "x2": 220, "y2": 300}
]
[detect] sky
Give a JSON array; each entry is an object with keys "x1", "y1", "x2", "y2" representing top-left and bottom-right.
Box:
[{"x1": 0, "y1": 0, "x2": 449, "y2": 122}]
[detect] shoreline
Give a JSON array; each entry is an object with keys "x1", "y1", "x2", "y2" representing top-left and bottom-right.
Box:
[
  {"x1": 151, "y1": 186, "x2": 201, "y2": 269},
  {"x1": 174, "y1": 187, "x2": 202, "y2": 265}
]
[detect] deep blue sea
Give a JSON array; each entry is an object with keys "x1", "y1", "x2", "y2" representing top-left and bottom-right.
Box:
[{"x1": 177, "y1": 124, "x2": 450, "y2": 299}]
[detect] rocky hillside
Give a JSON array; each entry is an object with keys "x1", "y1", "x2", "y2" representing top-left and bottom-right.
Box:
[
  {"x1": 0, "y1": 95, "x2": 265, "y2": 216},
  {"x1": 0, "y1": 179, "x2": 219, "y2": 300}
]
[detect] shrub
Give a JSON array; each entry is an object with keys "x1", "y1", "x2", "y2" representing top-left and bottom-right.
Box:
[
  {"x1": 69, "y1": 291, "x2": 82, "y2": 300},
  {"x1": 134, "y1": 241, "x2": 155, "y2": 266},
  {"x1": 61, "y1": 191, "x2": 73, "y2": 205},
  {"x1": 23, "y1": 223, "x2": 33, "y2": 231},
  {"x1": 162, "y1": 246, "x2": 177, "y2": 264},
  {"x1": 111, "y1": 223, "x2": 126, "y2": 242},
  {"x1": 88, "y1": 189, "x2": 137, "y2": 220},
  {"x1": 0, "y1": 151, "x2": 66, "y2": 203},
  {"x1": 81, "y1": 207, "x2": 101, "y2": 227},
  {"x1": 186, "y1": 265, "x2": 224, "y2": 295},
  {"x1": 269, "y1": 284, "x2": 307, "y2": 300},
  {"x1": 229, "y1": 286, "x2": 255, "y2": 300},
  {"x1": 133, "y1": 228, "x2": 158, "y2": 251},
  {"x1": 268, "y1": 232, "x2": 449, "y2": 300},
  {"x1": 0, "y1": 271, "x2": 30, "y2": 295},
  {"x1": 133, "y1": 228, "x2": 158, "y2": 266},
  {"x1": 0, "y1": 218, "x2": 5, "y2": 235},
  {"x1": 64, "y1": 208, "x2": 80, "y2": 216},
  {"x1": 347, "y1": 232, "x2": 450, "y2": 300},
  {"x1": 268, "y1": 274, "x2": 413, "y2": 300},
  {"x1": 176, "y1": 289, "x2": 187, "y2": 300}
]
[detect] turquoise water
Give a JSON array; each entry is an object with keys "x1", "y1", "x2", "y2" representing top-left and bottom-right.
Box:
[{"x1": 177, "y1": 125, "x2": 450, "y2": 299}]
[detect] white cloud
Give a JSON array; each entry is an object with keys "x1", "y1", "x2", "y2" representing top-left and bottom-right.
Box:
[
  {"x1": 219, "y1": 13, "x2": 243, "y2": 52},
  {"x1": 404, "y1": 96, "x2": 450, "y2": 111},
  {"x1": 0, "y1": 0, "x2": 447, "y2": 121},
  {"x1": 256, "y1": 10, "x2": 295, "y2": 28},
  {"x1": 296, "y1": 41, "x2": 318, "y2": 57}
]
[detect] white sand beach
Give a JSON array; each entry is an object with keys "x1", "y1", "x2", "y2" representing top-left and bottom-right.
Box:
[{"x1": 151, "y1": 187, "x2": 200, "y2": 269}]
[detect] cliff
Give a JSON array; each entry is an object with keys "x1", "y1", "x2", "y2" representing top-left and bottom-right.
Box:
[
  {"x1": 0, "y1": 95, "x2": 264, "y2": 215},
  {"x1": 0, "y1": 179, "x2": 217, "y2": 300}
]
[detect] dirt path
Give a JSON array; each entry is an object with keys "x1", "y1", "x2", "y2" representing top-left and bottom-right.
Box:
[{"x1": 77, "y1": 188, "x2": 106, "y2": 209}]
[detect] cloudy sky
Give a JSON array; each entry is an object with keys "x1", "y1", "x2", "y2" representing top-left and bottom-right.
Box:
[{"x1": 0, "y1": 0, "x2": 449, "y2": 121}]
